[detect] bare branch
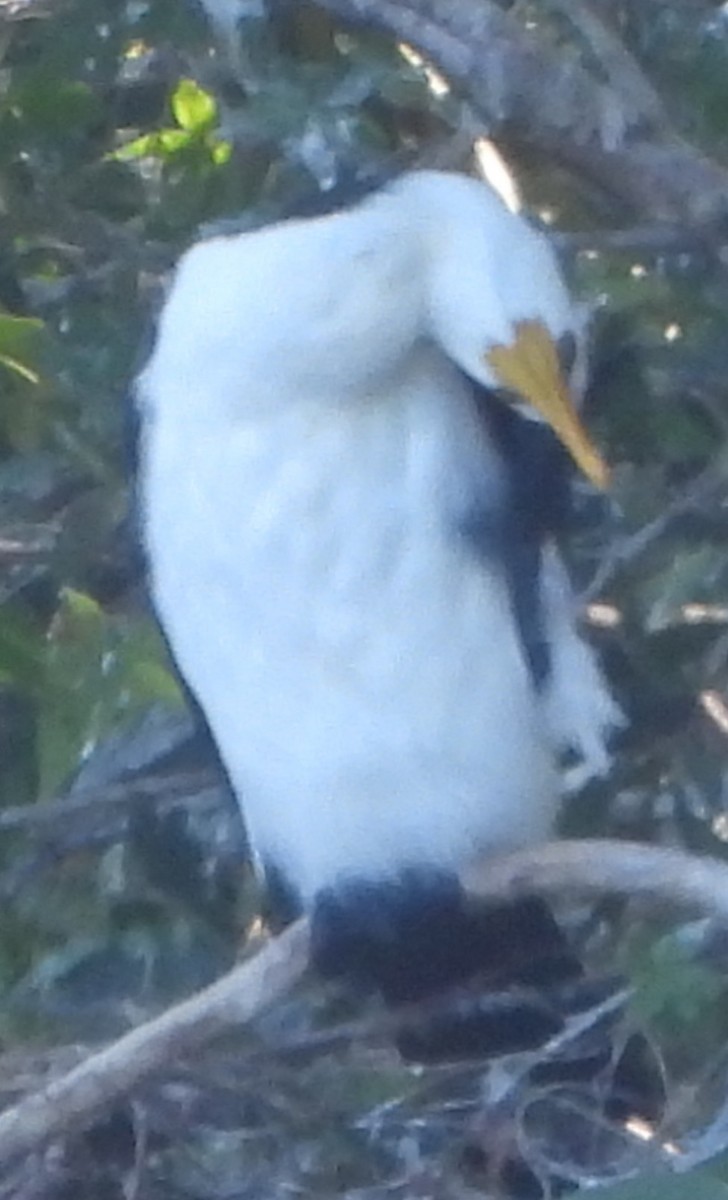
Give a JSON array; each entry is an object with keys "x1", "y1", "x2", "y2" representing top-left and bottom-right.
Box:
[
  {"x1": 464, "y1": 839, "x2": 728, "y2": 921},
  {"x1": 0, "y1": 769, "x2": 219, "y2": 834},
  {"x1": 0, "y1": 920, "x2": 310, "y2": 1168},
  {"x1": 0, "y1": 0, "x2": 57, "y2": 20},
  {"x1": 307, "y1": 0, "x2": 728, "y2": 227},
  {"x1": 3, "y1": 840, "x2": 728, "y2": 1167},
  {"x1": 545, "y1": 0, "x2": 665, "y2": 126}
]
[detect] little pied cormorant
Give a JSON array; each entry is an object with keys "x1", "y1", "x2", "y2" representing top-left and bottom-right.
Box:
[{"x1": 138, "y1": 170, "x2": 623, "y2": 1058}]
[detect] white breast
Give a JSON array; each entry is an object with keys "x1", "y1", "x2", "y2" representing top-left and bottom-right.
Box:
[{"x1": 141, "y1": 344, "x2": 558, "y2": 904}]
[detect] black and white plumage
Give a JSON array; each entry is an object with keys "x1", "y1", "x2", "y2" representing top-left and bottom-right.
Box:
[{"x1": 138, "y1": 170, "x2": 622, "y2": 1052}]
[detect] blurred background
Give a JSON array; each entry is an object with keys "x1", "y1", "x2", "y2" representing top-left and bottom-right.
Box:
[{"x1": 2, "y1": 0, "x2": 728, "y2": 1196}]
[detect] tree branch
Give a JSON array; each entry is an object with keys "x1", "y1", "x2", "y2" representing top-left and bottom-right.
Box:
[
  {"x1": 3, "y1": 839, "x2": 728, "y2": 1168},
  {"x1": 464, "y1": 839, "x2": 728, "y2": 920},
  {"x1": 0, "y1": 921, "x2": 310, "y2": 1168},
  {"x1": 0, "y1": 769, "x2": 219, "y2": 834},
  {"x1": 545, "y1": 0, "x2": 666, "y2": 126},
  {"x1": 308, "y1": 0, "x2": 728, "y2": 227}
]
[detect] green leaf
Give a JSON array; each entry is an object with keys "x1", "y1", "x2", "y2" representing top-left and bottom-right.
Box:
[
  {"x1": 0, "y1": 354, "x2": 39, "y2": 384},
  {"x1": 0, "y1": 314, "x2": 46, "y2": 386},
  {"x1": 58, "y1": 587, "x2": 104, "y2": 624},
  {"x1": 115, "y1": 619, "x2": 182, "y2": 709},
  {"x1": 171, "y1": 78, "x2": 216, "y2": 134},
  {"x1": 113, "y1": 132, "x2": 160, "y2": 161},
  {"x1": 629, "y1": 935, "x2": 724, "y2": 1028},
  {"x1": 210, "y1": 138, "x2": 232, "y2": 165},
  {"x1": 37, "y1": 587, "x2": 106, "y2": 795},
  {"x1": 0, "y1": 606, "x2": 45, "y2": 692},
  {"x1": 14, "y1": 77, "x2": 96, "y2": 138},
  {"x1": 158, "y1": 128, "x2": 195, "y2": 155},
  {"x1": 113, "y1": 128, "x2": 195, "y2": 163},
  {"x1": 36, "y1": 597, "x2": 182, "y2": 799}
]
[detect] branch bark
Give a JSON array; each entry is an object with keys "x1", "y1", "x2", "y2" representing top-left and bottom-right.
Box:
[
  {"x1": 308, "y1": 0, "x2": 728, "y2": 228},
  {"x1": 0, "y1": 921, "x2": 310, "y2": 1169},
  {"x1": 3, "y1": 839, "x2": 728, "y2": 1168}
]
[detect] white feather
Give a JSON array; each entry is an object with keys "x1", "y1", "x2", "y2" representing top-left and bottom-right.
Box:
[
  {"x1": 540, "y1": 546, "x2": 625, "y2": 788},
  {"x1": 139, "y1": 170, "x2": 618, "y2": 904}
]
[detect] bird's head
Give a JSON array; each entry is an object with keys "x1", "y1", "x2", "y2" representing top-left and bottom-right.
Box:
[{"x1": 391, "y1": 171, "x2": 609, "y2": 489}]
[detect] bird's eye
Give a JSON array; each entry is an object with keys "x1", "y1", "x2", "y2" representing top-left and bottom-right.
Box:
[{"x1": 557, "y1": 331, "x2": 577, "y2": 377}]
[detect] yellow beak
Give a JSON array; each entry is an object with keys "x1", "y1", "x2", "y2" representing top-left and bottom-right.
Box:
[{"x1": 486, "y1": 318, "x2": 609, "y2": 490}]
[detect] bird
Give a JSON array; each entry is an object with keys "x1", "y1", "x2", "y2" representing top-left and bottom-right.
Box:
[{"x1": 136, "y1": 168, "x2": 625, "y2": 1060}]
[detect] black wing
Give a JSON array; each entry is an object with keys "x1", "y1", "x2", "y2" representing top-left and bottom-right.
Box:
[{"x1": 460, "y1": 380, "x2": 576, "y2": 690}]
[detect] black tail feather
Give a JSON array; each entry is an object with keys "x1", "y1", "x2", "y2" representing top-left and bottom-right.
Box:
[
  {"x1": 308, "y1": 867, "x2": 666, "y2": 1195},
  {"x1": 311, "y1": 868, "x2": 584, "y2": 1061}
]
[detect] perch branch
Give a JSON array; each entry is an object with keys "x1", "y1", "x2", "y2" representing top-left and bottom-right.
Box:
[
  {"x1": 3, "y1": 840, "x2": 728, "y2": 1166},
  {"x1": 463, "y1": 839, "x2": 728, "y2": 920}
]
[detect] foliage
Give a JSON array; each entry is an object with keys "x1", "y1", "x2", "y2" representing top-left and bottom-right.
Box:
[
  {"x1": 1, "y1": 0, "x2": 728, "y2": 1196},
  {"x1": 596, "y1": 1172, "x2": 728, "y2": 1200}
]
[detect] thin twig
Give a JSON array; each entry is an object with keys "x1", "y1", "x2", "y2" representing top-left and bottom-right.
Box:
[
  {"x1": 581, "y1": 465, "x2": 727, "y2": 602},
  {"x1": 0, "y1": 539, "x2": 49, "y2": 558},
  {"x1": 0, "y1": 770, "x2": 218, "y2": 833},
  {"x1": 552, "y1": 224, "x2": 704, "y2": 257}
]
